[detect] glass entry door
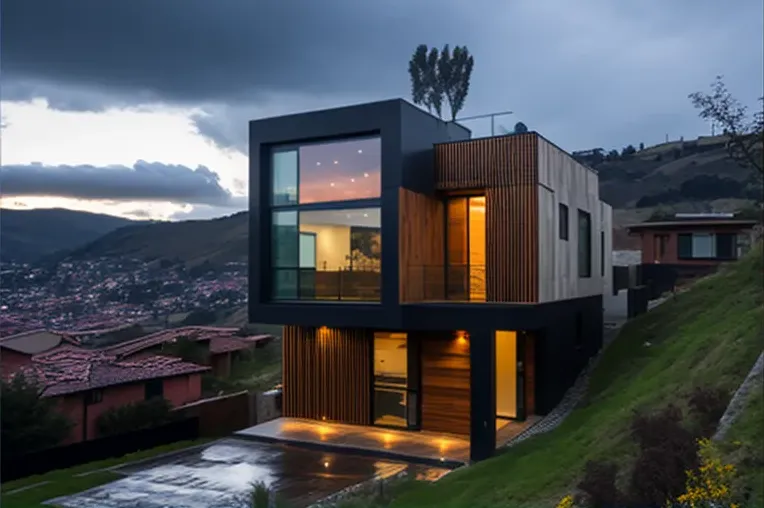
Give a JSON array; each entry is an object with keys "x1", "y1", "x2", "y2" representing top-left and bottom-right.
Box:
[{"x1": 373, "y1": 333, "x2": 417, "y2": 428}]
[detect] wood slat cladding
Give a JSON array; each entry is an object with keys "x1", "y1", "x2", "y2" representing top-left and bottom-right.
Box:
[
  {"x1": 486, "y1": 185, "x2": 539, "y2": 302},
  {"x1": 399, "y1": 188, "x2": 445, "y2": 302},
  {"x1": 282, "y1": 326, "x2": 371, "y2": 425},
  {"x1": 421, "y1": 335, "x2": 471, "y2": 435},
  {"x1": 434, "y1": 133, "x2": 538, "y2": 190}
]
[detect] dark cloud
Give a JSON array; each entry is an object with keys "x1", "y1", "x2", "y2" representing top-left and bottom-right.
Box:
[
  {"x1": 2, "y1": 0, "x2": 763, "y2": 151},
  {"x1": 0, "y1": 161, "x2": 246, "y2": 207}
]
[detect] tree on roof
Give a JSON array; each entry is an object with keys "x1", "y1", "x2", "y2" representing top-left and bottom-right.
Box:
[
  {"x1": 1, "y1": 373, "x2": 73, "y2": 459},
  {"x1": 408, "y1": 43, "x2": 475, "y2": 121}
]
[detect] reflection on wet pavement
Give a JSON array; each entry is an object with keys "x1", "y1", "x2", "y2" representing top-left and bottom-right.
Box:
[{"x1": 50, "y1": 438, "x2": 449, "y2": 508}]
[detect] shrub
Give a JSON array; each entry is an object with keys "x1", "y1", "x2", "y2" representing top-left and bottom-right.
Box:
[
  {"x1": 677, "y1": 438, "x2": 739, "y2": 508},
  {"x1": 96, "y1": 397, "x2": 175, "y2": 437},
  {"x1": 577, "y1": 460, "x2": 622, "y2": 508},
  {"x1": 628, "y1": 405, "x2": 700, "y2": 506},
  {"x1": 687, "y1": 386, "x2": 729, "y2": 437}
]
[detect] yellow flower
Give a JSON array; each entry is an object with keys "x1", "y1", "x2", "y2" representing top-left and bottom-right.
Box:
[{"x1": 555, "y1": 494, "x2": 575, "y2": 508}]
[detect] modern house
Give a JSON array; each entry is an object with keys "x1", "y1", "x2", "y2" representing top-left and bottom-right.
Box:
[
  {"x1": 627, "y1": 213, "x2": 759, "y2": 267},
  {"x1": 248, "y1": 99, "x2": 612, "y2": 461}
]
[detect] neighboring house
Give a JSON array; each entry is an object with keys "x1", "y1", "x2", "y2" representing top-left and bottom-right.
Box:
[
  {"x1": 15, "y1": 347, "x2": 209, "y2": 443},
  {"x1": 105, "y1": 326, "x2": 273, "y2": 377},
  {"x1": 0, "y1": 329, "x2": 81, "y2": 376},
  {"x1": 627, "y1": 214, "x2": 758, "y2": 266},
  {"x1": 248, "y1": 99, "x2": 613, "y2": 461}
]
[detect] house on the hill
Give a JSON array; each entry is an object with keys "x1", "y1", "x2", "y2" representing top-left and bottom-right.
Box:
[
  {"x1": 246, "y1": 99, "x2": 613, "y2": 462},
  {"x1": 627, "y1": 213, "x2": 758, "y2": 267},
  {"x1": 14, "y1": 348, "x2": 209, "y2": 443},
  {"x1": 0, "y1": 329, "x2": 81, "y2": 375},
  {"x1": 104, "y1": 326, "x2": 273, "y2": 377}
]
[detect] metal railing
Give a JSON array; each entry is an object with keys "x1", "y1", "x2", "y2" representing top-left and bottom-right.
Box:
[{"x1": 404, "y1": 264, "x2": 486, "y2": 302}]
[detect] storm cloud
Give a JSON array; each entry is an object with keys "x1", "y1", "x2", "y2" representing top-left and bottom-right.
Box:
[
  {"x1": 0, "y1": 161, "x2": 246, "y2": 207},
  {"x1": 2, "y1": 0, "x2": 763, "y2": 152}
]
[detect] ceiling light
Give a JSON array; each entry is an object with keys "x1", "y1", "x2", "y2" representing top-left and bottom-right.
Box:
[
  {"x1": 316, "y1": 162, "x2": 321, "y2": 166},
  {"x1": 350, "y1": 178, "x2": 355, "y2": 183},
  {"x1": 358, "y1": 149, "x2": 363, "y2": 154},
  {"x1": 333, "y1": 160, "x2": 339, "y2": 164},
  {"x1": 363, "y1": 213, "x2": 368, "y2": 217},
  {"x1": 364, "y1": 173, "x2": 369, "y2": 177},
  {"x1": 330, "y1": 182, "x2": 335, "y2": 187}
]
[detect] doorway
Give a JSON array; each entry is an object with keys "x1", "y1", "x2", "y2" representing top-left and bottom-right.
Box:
[
  {"x1": 495, "y1": 330, "x2": 533, "y2": 421},
  {"x1": 446, "y1": 195, "x2": 486, "y2": 301},
  {"x1": 373, "y1": 332, "x2": 418, "y2": 429}
]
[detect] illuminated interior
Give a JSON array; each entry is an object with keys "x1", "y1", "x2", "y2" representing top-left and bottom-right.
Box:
[
  {"x1": 446, "y1": 195, "x2": 487, "y2": 301},
  {"x1": 373, "y1": 332, "x2": 408, "y2": 427},
  {"x1": 495, "y1": 330, "x2": 517, "y2": 419}
]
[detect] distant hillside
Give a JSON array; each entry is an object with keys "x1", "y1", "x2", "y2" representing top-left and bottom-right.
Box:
[
  {"x1": 0, "y1": 208, "x2": 135, "y2": 263},
  {"x1": 65, "y1": 211, "x2": 248, "y2": 266}
]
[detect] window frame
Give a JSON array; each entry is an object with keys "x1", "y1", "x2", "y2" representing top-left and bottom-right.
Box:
[
  {"x1": 559, "y1": 203, "x2": 569, "y2": 241},
  {"x1": 677, "y1": 232, "x2": 738, "y2": 260},
  {"x1": 144, "y1": 379, "x2": 164, "y2": 400},
  {"x1": 578, "y1": 209, "x2": 592, "y2": 278},
  {"x1": 267, "y1": 137, "x2": 383, "y2": 303}
]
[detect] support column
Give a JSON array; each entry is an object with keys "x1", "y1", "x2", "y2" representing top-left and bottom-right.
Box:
[{"x1": 469, "y1": 329, "x2": 496, "y2": 462}]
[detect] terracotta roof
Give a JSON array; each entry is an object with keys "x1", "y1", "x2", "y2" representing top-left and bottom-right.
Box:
[
  {"x1": 19, "y1": 348, "x2": 210, "y2": 397},
  {"x1": 104, "y1": 326, "x2": 272, "y2": 358}
]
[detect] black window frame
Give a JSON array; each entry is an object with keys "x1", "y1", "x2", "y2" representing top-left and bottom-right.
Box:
[
  {"x1": 578, "y1": 209, "x2": 592, "y2": 278},
  {"x1": 559, "y1": 203, "x2": 569, "y2": 241},
  {"x1": 268, "y1": 135, "x2": 383, "y2": 302},
  {"x1": 677, "y1": 232, "x2": 737, "y2": 260}
]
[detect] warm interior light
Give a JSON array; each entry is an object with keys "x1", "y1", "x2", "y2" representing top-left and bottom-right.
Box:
[
  {"x1": 455, "y1": 330, "x2": 469, "y2": 344},
  {"x1": 323, "y1": 461, "x2": 330, "y2": 468}
]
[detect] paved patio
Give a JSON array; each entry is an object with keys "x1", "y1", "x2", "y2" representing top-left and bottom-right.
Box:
[{"x1": 235, "y1": 417, "x2": 538, "y2": 467}]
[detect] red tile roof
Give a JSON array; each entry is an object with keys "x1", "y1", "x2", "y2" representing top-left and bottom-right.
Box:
[
  {"x1": 18, "y1": 348, "x2": 210, "y2": 397},
  {"x1": 104, "y1": 326, "x2": 272, "y2": 358}
]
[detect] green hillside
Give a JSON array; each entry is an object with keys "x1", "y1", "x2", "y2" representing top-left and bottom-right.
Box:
[
  {"x1": 386, "y1": 244, "x2": 763, "y2": 508},
  {"x1": 0, "y1": 208, "x2": 135, "y2": 263},
  {"x1": 64, "y1": 211, "x2": 248, "y2": 266}
]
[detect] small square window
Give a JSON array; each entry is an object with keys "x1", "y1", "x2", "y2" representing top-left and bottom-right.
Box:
[
  {"x1": 559, "y1": 203, "x2": 569, "y2": 241},
  {"x1": 144, "y1": 379, "x2": 164, "y2": 400}
]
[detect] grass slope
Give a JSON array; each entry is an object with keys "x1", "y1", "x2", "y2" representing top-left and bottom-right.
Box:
[{"x1": 390, "y1": 245, "x2": 764, "y2": 508}]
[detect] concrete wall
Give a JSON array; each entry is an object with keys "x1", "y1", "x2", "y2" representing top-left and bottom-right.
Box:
[{"x1": 537, "y1": 136, "x2": 606, "y2": 302}]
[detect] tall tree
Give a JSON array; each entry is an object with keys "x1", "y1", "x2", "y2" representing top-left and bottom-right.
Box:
[
  {"x1": 689, "y1": 76, "x2": 763, "y2": 176},
  {"x1": 408, "y1": 44, "x2": 474, "y2": 121}
]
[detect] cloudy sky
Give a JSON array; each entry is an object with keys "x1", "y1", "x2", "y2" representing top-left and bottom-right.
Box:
[{"x1": 1, "y1": 0, "x2": 762, "y2": 221}]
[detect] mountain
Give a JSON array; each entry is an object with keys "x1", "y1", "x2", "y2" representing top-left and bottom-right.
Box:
[
  {"x1": 64, "y1": 211, "x2": 248, "y2": 266},
  {"x1": 36, "y1": 136, "x2": 762, "y2": 266},
  {"x1": 0, "y1": 208, "x2": 136, "y2": 263}
]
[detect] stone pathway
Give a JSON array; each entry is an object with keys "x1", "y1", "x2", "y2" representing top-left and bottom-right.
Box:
[{"x1": 714, "y1": 351, "x2": 764, "y2": 441}]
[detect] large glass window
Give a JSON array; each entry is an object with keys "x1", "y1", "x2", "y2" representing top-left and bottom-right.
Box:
[
  {"x1": 271, "y1": 208, "x2": 381, "y2": 301},
  {"x1": 678, "y1": 233, "x2": 737, "y2": 260},
  {"x1": 268, "y1": 136, "x2": 381, "y2": 302},
  {"x1": 299, "y1": 137, "x2": 381, "y2": 204},
  {"x1": 373, "y1": 332, "x2": 408, "y2": 427}
]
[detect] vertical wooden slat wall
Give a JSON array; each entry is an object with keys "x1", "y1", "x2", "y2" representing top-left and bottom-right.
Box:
[
  {"x1": 434, "y1": 133, "x2": 539, "y2": 303},
  {"x1": 398, "y1": 188, "x2": 445, "y2": 302},
  {"x1": 282, "y1": 326, "x2": 371, "y2": 425}
]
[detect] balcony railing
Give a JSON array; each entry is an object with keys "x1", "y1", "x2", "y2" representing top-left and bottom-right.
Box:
[
  {"x1": 273, "y1": 267, "x2": 381, "y2": 301},
  {"x1": 403, "y1": 264, "x2": 486, "y2": 302}
]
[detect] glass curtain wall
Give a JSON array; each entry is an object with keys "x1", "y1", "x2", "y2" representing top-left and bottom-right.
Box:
[
  {"x1": 269, "y1": 136, "x2": 382, "y2": 301},
  {"x1": 446, "y1": 196, "x2": 486, "y2": 301},
  {"x1": 373, "y1": 332, "x2": 409, "y2": 427}
]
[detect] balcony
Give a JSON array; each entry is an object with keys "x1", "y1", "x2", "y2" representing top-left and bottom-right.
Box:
[
  {"x1": 403, "y1": 264, "x2": 486, "y2": 302},
  {"x1": 273, "y1": 267, "x2": 381, "y2": 302}
]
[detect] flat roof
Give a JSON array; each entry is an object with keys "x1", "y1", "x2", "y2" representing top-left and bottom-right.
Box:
[{"x1": 626, "y1": 219, "x2": 758, "y2": 230}]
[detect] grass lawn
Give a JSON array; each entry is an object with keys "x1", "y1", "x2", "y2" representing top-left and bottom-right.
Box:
[
  {"x1": 387, "y1": 244, "x2": 763, "y2": 508},
  {"x1": 204, "y1": 338, "x2": 283, "y2": 396},
  {"x1": 0, "y1": 438, "x2": 213, "y2": 508}
]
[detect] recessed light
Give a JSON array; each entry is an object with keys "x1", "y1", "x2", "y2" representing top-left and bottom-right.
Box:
[
  {"x1": 350, "y1": 178, "x2": 355, "y2": 183},
  {"x1": 363, "y1": 173, "x2": 369, "y2": 177},
  {"x1": 358, "y1": 149, "x2": 363, "y2": 154},
  {"x1": 316, "y1": 162, "x2": 321, "y2": 166},
  {"x1": 330, "y1": 182, "x2": 335, "y2": 187},
  {"x1": 333, "y1": 160, "x2": 338, "y2": 164},
  {"x1": 363, "y1": 213, "x2": 368, "y2": 217}
]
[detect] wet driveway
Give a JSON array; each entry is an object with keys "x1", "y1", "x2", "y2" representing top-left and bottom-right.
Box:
[{"x1": 49, "y1": 438, "x2": 449, "y2": 508}]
